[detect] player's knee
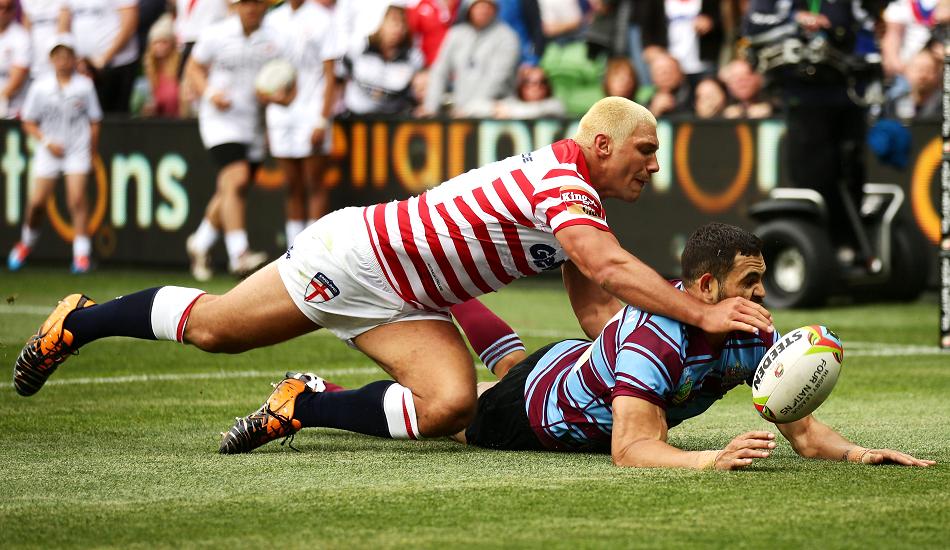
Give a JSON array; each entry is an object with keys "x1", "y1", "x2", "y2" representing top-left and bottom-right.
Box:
[
  {"x1": 418, "y1": 393, "x2": 477, "y2": 437},
  {"x1": 184, "y1": 311, "x2": 247, "y2": 354}
]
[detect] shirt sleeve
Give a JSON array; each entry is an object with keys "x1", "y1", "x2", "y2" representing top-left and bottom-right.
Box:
[
  {"x1": 533, "y1": 175, "x2": 609, "y2": 234},
  {"x1": 612, "y1": 317, "x2": 685, "y2": 409}
]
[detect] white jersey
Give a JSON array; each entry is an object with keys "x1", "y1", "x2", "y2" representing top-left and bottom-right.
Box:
[
  {"x1": 363, "y1": 139, "x2": 611, "y2": 311},
  {"x1": 175, "y1": 0, "x2": 227, "y2": 44},
  {"x1": 20, "y1": 0, "x2": 61, "y2": 77},
  {"x1": 0, "y1": 22, "x2": 31, "y2": 117},
  {"x1": 884, "y1": 0, "x2": 937, "y2": 64},
  {"x1": 65, "y1": 0, "x2": 139, "y2": 67},
  {"x1": 666, "y1": 0, "x2": 704, "y2": 75},
  {"x1": 264, "y1": 0, "x2": 335, "y2": 128},
  {"x1": 192, "y1": 16, "x2": 288, "y2": 149},
  {"x1": 21, "y1": 73, "x2": 102, "y2": 155}
]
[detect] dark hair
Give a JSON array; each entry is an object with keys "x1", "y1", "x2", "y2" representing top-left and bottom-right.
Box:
[
  {"x1": 368, "y1": 6, "x2": 413, "y2": 55},
  {"x1": 681, "y1": 223, "x2": 763, "y2": 285}
]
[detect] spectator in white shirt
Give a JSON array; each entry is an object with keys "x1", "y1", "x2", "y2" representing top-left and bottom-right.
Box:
[
  {"x1": 263, "y1": 0, "x2": 337, "y2": 246},
  {"x1": 60, "y1": 0, "x2": 140, "y2": 112},
  {"x1": 340, "y1": 4, "x2": 424, "y2": 115},
  {"x1": 7, "y1": 35, "x2": 102, "y2": 274},
  {"x1": 20, "y1": 0, "x2": 63, "y2": 78},
  {"x1": 183, "y1": 0, "x2": 290, "y2": 280},
  {"x1": 0, "y1": 0, "x2": 30, "y2": 118}
]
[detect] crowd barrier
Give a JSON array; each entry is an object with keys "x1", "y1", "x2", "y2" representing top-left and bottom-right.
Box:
[{"x1": 0, "y1": 116, "x2": 942, "y2": 279}]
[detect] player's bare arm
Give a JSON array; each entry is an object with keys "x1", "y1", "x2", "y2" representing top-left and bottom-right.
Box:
[
  {"x1": 561, "y1": 260, "x2": 622, "y2": 339},
  {"x1": 776, "y1": 414, "x2": 936, "y2": 467},
  {"x1": 611, "y1": 396, "x2": 775, "y2": 470},
  {"x1": 185, "y1": 58, "x2": 224, "y2": 109},
  {"x1": 90, "y1": 121, "x2": 101, "y2": 153},
  {"x1": 555, "y1": 224, "x2": 773, "y2": 335}
]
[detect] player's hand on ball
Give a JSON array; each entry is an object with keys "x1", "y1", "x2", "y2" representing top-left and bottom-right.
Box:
[
  {"x1": 713, "y1": 431, "x2": 776, "y2": 470},
  {"x1": 701, "y1": 297, "x2": 773, "y2": 336},
  {"x1": 848, "y1": 447, "x2": 936, "y2": 467}
]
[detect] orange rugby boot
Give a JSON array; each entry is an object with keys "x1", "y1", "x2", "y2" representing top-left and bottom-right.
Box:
[{"x1": 13, "y1": 294, "x2": 96, "y2": 396}]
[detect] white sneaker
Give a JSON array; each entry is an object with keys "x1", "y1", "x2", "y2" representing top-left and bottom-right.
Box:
[
  {"x1": 186, "y1": 234, "x2": 213, "y2": 282},
  {"x1": 229, "y1": 250, "x2": 268, "y2": 278}
]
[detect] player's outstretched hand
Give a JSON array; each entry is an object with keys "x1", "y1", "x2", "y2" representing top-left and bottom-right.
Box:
[
  {"x1": 700, "y1": 297, "x2": 773, "y2": 335},
  {"x1": 851, "y1": 448, "x2": 936, "y2": 467},
  {"x1": 713, "y1": 431, "x2": 776, "y2": 470}
]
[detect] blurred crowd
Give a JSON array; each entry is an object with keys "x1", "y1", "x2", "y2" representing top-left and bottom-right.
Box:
[{"x1": 1, "y1": 0, "x2": 948, "y2": 124}]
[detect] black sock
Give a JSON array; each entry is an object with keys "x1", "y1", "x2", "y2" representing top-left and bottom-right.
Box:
[
  {"x1": 63, "y1": 288, "x2": 161, "y2": 348},
  {"x1": 294, "y1": 380, "x2": 396, "y2": 438}
]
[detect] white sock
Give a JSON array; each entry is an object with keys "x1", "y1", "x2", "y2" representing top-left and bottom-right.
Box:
[
  {"x1": 224, "y1": 230, "x2": 249, "y2": 266},
  {"x1": 381, "y1": 383, "x2": 421, "y2": 439},
  {"x1": 21, "y1": 226, "x2": 40, "y2": 248},
  {"x1": 191, "y1": 219, "x2": 219, "y2": 253},
  {"x1": 73, "y1": 235, "x2": 91, "y2": 257},
  {"x1": 285, "y1": 220, "x2": 306, "y2": 246},
  {"x1": 150, "y1": 286, "x2": 206, "y2": 343}
]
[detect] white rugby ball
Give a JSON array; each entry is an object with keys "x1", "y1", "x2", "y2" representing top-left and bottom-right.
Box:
[
  {"x1": 254, "y1": 59, "x2": 297, "y2": 96},
  {"x1": 751, "y1": 325, "x2": 843, "y2": 423}
]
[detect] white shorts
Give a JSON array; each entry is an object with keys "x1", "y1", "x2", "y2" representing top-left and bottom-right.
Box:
[
  {"x1": 277, "y1": 206, "x2": 450, "y2": 343},
  {"x1": 267, "y1": 120, "x2": 333, "y2": 159},
  {"x1": 33, "y1": 146, "x2": 91, "y2": 179}
]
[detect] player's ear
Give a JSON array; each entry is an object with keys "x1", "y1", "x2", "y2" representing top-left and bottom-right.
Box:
[
  {"x1": 697, "y1": 273, "x2": 718, "y2": 304},
  {"x1": 594, "y1": 133, "x2": 611, "y2": 158}
]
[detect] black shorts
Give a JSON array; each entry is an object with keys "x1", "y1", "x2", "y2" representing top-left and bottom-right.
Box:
[
  {"x1": 207, "y1": 143, "x2": 262, "y2": 173},
  {"x1": 464, "y1": 343, "x2": 558, "y2": 451}
]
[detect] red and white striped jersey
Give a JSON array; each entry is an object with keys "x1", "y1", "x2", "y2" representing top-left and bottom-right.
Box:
[{"x1": 362, "y1": 139, "x2": 611, "y2": 310}]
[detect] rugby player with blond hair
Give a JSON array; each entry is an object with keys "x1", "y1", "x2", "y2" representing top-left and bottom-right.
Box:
[{"x1": 13, "y1": 97, "x2": 773, "y2": 455}]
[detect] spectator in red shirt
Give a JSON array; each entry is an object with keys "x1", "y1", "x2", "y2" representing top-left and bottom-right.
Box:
[{"x1": 407, "y1": 0, "x2": 460, "y2": 67}]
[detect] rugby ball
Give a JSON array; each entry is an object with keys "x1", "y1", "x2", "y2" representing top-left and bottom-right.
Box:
[
  {"x1": 751, "y1": 325, "x2": 843, "y2": 423},
  {"x1": 254, "y1": 59, "x2": 297, "y2": 96}
]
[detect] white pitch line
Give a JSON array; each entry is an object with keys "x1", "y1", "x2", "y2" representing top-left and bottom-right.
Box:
[
  {"x1": 3, "y1": 305, "x2": 946, "y2": 356},
  {"x1": 9, "y1": 345, "x2": 945, "y2": 390},
  {"x1": 41, "y1": 366, "x2": 381, "y2": 387}
]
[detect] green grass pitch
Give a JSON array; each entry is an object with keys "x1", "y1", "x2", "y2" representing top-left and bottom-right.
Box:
[{"x1": 1, "y1": 269, "x2": 948, "y2": 548}]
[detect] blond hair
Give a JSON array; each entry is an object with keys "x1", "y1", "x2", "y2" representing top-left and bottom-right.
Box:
[{"x1": 573, "y1": 97, "x2": 656, "y2": 148}]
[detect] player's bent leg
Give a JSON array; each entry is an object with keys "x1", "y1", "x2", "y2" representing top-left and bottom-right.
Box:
[
  {"x1": 448, "y1": 381, "x2": 499, "y2": 444},
  {"x1": 450, "y1": 299, "x2": 526, "y2": 378},
  {"x1": 184, "y1": 262, "x2": 318, "y2": 353},
  {"x1": 216, "y1": 159, "x2": 250, "y2": 233},
  {"x1": 8, "y1": 178, "x2": 56, "y2": 271},
  {"x1": 250, "y1": 319, "x2": 476, "y2": 449},
  {"x1": 353, "y1": 319, "x2": 477, "y2": 437}
]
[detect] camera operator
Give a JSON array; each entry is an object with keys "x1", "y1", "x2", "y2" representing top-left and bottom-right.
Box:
[{"x1": 743, "y1": 0, "x2": 886, "y2": 265}]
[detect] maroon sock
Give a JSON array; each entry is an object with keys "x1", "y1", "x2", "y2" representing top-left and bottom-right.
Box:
[{"x1": 450, "y1": 299, "x2": 525, "y2": 373}]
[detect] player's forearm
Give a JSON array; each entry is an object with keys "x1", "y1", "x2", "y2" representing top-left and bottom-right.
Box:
[
  {"x1": 613, "y1": 438, "x2": 718, "y2": 469},
  {"x1": 562, "y1": 261, "x2": 622, "y2": 339},
  {"x1": 781, "y1": 416, "x2": 857, "y2": 461},
  {"x1": 90, "y1": 122, "x2": 101, "y2": 152},
  {"x1": 599, "y1": 253, "x2": 705, "y2": 327},
  {"x1": 321, "y1": 59, "x2": 336, "y2": 120},
  {"x1": 187, "y1": 61, "x2": 209, "y2": 98},
  {"x1": 21, "y1": 121, "x2": 44, "y2": 142}
]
